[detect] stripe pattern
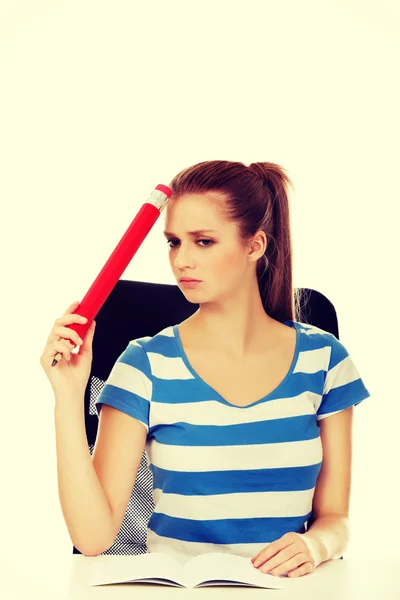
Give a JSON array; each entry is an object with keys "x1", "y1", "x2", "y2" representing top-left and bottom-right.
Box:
[{"x1": 95, "y1": 319, "x2": 370, "y2": 563}]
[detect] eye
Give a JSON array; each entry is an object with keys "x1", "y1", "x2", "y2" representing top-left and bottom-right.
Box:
[{"x1": 166, "y1": 239, "x2": 214, "y2": 248}]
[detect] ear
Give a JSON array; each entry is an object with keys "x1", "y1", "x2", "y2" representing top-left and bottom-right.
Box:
[{"x1": 248, "y1": 230, "x2": 267, "y2": 261}]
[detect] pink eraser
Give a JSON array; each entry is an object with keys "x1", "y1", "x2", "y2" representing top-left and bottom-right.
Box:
[{"x1": 155, "y1": 184, "x2": 172, "y2": 198}]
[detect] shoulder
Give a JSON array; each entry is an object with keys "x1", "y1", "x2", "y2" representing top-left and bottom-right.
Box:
[
  {"x1": 289, "y1": 320, "x2": 349, "y2": 372},
  {"x1": 133, "y1": 325, "x2": 176, "y2": 354},
  {"x1": 120, "y1": 325, "x2": 177, "y2": 374},
  {"x1": 125, "y1": 325, "x2": 175, "y2": 352},
  {"x1": 291, "y1": 319, "x2": 339, "y2": 347}
]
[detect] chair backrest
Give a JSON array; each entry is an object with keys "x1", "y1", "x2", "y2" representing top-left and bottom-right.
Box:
[{"x1": 72, "y1": 279, "x2": 339, "y2": 555}]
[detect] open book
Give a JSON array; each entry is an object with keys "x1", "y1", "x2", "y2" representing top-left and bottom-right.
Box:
[{"x1": 89, "y1": 551, "x2": 297, "y2": 589}]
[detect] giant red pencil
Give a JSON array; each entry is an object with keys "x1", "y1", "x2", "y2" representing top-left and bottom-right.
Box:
[{"x1": 52, "y1": 184, "x2": 172, "y2": 366}]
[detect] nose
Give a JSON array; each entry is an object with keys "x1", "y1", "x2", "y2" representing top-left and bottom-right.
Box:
[{"x1": 173, "y1": 243, "x2": 195, "y2": 269}]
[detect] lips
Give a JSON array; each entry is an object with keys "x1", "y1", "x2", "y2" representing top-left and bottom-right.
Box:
[{"x1": 180, "y1": 278, "x2": 201, "y2": 282}]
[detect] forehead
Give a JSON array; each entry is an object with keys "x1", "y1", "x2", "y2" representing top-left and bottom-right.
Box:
[{"x1": 163, "y1": 193, "x2": 227, "y2": 234}]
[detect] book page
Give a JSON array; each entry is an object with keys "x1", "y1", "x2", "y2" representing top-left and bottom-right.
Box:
[
  {"x1": 184, "y1": 552, "x2": 290, "y2": 589},
  {"x1": 89, "y1": 552, "x2": 188, "y2": 587}
]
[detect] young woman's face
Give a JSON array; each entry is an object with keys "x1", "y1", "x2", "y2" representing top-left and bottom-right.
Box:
[{"x1": 163, "y1": 193, "x2": 261, "y2": 301}]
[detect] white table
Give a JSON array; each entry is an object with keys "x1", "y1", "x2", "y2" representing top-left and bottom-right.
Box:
[{"x1": 1, "y1": 554, "x2": 399, "y2": 599}]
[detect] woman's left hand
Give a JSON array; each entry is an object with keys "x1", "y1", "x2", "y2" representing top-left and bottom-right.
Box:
[{"x1": 250, "y1": 532, "x2": 323, "y2": 578}]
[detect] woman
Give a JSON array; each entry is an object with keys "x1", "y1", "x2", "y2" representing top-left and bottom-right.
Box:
[{"x1": 41, "y1": 160, "x2": 370, "y2": 578}]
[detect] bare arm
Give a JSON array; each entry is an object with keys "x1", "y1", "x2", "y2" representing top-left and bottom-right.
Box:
[{"x1": 54, "y1": 396, "x2": 147, "y2": 556}]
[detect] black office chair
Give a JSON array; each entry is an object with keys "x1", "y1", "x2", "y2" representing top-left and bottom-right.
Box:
[{"x1": 72, "y1": 279, "x2": 340, "y2": 556}]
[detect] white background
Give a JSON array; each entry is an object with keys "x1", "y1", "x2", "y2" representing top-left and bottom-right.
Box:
[{"x1": 0, "y1": 0, "x2": 398, "y2": 573}]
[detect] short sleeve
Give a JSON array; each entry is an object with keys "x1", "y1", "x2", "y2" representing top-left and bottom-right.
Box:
[
  {"x1": 317, "y1": 334, "x2": 371, "y2": 421},
  {"x1": 94, "y1": 340, "x2": 152, "y2": 433}
]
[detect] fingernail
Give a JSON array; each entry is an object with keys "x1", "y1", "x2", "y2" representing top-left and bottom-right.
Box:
[{"x1": 254, "y1": 559, "x2": 261, "y2": 567}]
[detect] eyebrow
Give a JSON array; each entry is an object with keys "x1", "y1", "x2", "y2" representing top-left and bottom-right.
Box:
[{"x1": 163, "y1": 229, "x2": 217, "y2": 237}]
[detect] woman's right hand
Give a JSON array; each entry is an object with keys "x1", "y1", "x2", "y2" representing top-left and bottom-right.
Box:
[{"x1": 40, "y1": 300, "x2": 96, "y2": 399}]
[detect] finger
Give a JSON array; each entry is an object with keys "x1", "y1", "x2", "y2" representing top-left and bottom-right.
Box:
[
  {"x1": 253, "y1": 539, "x2": 288, "y2": 567},
  {"x1": 79, "y1": 319, "x2": 96, "y2": 340},
  {"x1": 287, "y1": 562, "x2": 313, "y2": 578},
  {"x1": 52, "y1": 338, "x2": 74, "y2": 362},
  {"x1": 40, "y1": 334, "x2": 72, "y2": 367},
  {"x1": 268, "y1": 553, "x2": 306, "y2": 576},
  {"x1": 48, "y1": 314, "x2": 88, "y2": 346},
  {"x1": 257, "y1": 546, "x2": 295, "y2": 572},
  {"x1": 51, "y1": 326, "x2": 83, "y2": 348},
  {"x1": 76, "y1": 320, "x2": 96, "y2": 354},
  {"x1": 55, "y1": 313, "x2": 88, "y2": 326},
  {"x1": 45, "y1": 319, "x2": 95, "y2": 363},
  {"x1": 252, "y1": 544, "x2": 275, "y2": 565}
]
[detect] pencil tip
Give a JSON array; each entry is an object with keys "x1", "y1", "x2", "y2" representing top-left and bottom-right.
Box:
[{"x1": 52, "y1": 359, "x2": 58, "y2": 366}]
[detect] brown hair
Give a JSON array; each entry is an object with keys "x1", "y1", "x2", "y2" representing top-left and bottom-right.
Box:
[{"x1": 168, "y1": 160, "x2": 308, "y2": 324}]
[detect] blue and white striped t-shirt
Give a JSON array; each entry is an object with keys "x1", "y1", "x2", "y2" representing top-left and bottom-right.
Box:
[{"x1": 95, "y1": 319, "x2": 370, "y2": 564}]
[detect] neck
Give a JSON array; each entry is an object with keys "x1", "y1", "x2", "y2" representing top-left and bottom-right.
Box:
[{"x1": 184, "y1": 304, "x2": 277, "y2": 359}]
